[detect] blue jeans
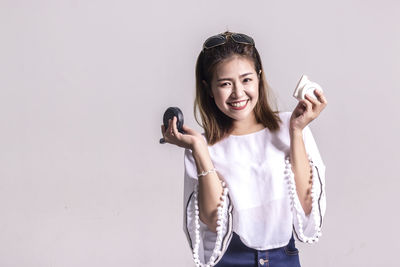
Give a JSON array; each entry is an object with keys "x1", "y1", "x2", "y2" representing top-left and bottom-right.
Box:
[{"x1": 214, "y1": 231, "x2": 301, "y2": 267}]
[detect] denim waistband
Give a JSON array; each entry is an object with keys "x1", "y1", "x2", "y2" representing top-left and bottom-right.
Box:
[{"x1": 214, "y1": 231, "x2": 301, "y2": 267}]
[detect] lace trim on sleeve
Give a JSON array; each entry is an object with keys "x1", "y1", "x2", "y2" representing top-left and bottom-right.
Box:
[
  {"x1": 184, "y1": 179, "x2": 233, "y2": 267},
  {"x1": 285, "y1": 154, "x2": 325, "y2": 243}
]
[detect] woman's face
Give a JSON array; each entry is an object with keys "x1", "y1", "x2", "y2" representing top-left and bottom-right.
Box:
[{"x1": 210, "y1": 55, "x2": 259, "y2": 122}]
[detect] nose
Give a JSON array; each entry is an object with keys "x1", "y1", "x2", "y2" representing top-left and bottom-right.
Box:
[{"x1": 231, "y1": 83, "x2": 245, "y2": 98}]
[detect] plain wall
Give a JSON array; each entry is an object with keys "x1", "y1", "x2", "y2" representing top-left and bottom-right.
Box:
[{"x1": 1, "y1": 0, "x2": 399, "y2": 266}]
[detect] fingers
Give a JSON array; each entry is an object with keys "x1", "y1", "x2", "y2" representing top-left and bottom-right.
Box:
[
  {"x1": 300, "y1": 98, "x2": 312, "y2": 112},
  {"x1": 171, "y1": 116, "x2": 180, "y2": 138},
  {"x1": 304, "y1": 93, "x2": 318, "y2": 105},
  {"x1": 314, "y1": 89, "x2": 328, "y2": 105},
  {"x1": 302, "y1": 90, "x2": 327, "y2": 120},
  {"x1": 161, "y1": 117, "x2": 199, "y2": 145},
  {"x1": 161, "y1": 116, "x2": 181, "y2": 144},
  {"x1": 304, "y1": 90, "x2": 328, "y2": 112},
  {"x1": 305, "y1": 90, "x2": 327, "y2": 106},
  {"x1": 160, "y1": 118, "x2": 174, "y2": 144}
]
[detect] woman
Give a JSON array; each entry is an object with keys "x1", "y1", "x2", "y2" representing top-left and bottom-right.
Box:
[{"x1": 161, "y1": 31, "x2": 327, "y2": 267}]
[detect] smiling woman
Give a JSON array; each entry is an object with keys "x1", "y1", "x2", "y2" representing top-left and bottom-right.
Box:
[
  {"x1": 196, "y1": 41, "x2": 279, "y2": 144},
  {"x1": 207, "y1": 55, "x2": 263, "y2": 135},
  {"x1": 160, "y1": 30, "x2": 327, "y2": 267}
]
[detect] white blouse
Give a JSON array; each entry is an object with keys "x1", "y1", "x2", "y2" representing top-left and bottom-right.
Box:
[{"x1": 182, "y1": 111, "x2": 327, "y2": 267}]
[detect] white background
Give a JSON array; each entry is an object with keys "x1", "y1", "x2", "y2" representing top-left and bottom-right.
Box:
[{"x1": 1, "y1": 0, "x2": 399, "y2": 266}]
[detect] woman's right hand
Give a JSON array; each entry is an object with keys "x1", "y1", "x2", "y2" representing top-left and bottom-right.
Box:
[{"x1": 160, "y1": 116, "x2": 205, "y2": 150}]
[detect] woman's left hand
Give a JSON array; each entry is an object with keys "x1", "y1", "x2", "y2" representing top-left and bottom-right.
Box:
[{"x1": 290, "y1": 89, "x2": 328, "y2": 132}]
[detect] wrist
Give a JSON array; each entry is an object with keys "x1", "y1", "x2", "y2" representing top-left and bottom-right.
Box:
[
  {"x1": 191, "y1": 139, "x2": 208, "y2": 157},
  {"x1": 289, "y1": 128, "x2": 303, "y2": 138}
]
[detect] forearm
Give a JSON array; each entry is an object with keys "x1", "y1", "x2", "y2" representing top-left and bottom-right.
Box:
[
  {"x1": 192, "y1": 142, "x2": 224, "y2": 233},
  {"x1": 289, "y1": 129, "x2": 313, "y2": 215}
]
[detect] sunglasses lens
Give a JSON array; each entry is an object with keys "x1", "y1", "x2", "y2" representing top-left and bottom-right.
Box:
[
  {"x1": 203, "y1": 33, "x2": 254, "y2": 52},
  {"x1": 231, "y1": 33, "x2": 254, "y2": 45},
  {"x1": 203, "y1": 35, "x2": 226, "y2": 49}
]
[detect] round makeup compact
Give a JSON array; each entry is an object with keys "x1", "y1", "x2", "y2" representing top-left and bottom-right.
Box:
[{"x1": 159, "y1": 107, "x2": 185, "y2": 144}]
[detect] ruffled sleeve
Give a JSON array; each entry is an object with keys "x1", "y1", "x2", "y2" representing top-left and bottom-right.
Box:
[
  {"x1": 182, "y1": 148, "x2": 234, "y2": 267},
  {"x1": 285, "y1": 125, "x2": 327, "y2": 243}
]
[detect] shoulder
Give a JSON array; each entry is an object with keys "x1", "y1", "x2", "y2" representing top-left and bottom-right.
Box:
[
  {"x1": 278, "y1": 111, "x2": 292, "y2": 122},
  {"x1": 277, "y1": 111, "x2": 293, "y2": 129}
]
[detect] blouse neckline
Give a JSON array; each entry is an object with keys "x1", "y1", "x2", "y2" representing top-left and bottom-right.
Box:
[{"x1": 228, "y1": 127, "x2": 268, "y2": 138}]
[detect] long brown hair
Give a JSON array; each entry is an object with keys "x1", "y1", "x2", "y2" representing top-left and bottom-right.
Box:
[{"x1": 194, "y1": 31, "x2": 282, "y2": 146}]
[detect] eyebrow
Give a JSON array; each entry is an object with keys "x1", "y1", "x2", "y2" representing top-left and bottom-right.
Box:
[{"x1": 217, "y1": 72, "x2": 254, "y2": 82}]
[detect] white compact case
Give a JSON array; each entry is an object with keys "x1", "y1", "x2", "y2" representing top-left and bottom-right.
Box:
[{"x1": 293, "y1": 75, "x2": 323, "y2": 101}]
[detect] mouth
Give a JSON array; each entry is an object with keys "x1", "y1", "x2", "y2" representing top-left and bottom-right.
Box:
[{"x1": 227, "y1": 99, "x2": 249, "y2": 110}]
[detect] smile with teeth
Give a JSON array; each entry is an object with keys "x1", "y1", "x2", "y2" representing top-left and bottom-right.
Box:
[{"x1": 228, "y1": 99, "x2": 249, "y2": 107}]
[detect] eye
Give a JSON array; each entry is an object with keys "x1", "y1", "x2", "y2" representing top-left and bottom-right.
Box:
[
  {"x1": 244, "y1": 78, "x2": 252, "y2": 82},
  {"x1": 220, "y1": 82, "x2": 230, "y2": 87}
]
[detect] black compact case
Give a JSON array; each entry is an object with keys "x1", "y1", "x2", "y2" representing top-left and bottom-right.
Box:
[{"x1": 160, "y1": 107, "x2": 185, "y2": 144}]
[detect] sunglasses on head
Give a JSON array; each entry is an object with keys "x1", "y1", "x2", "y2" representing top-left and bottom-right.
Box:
[{"x1": 202, "y1": 32, "x2": 255, "y2": 52}]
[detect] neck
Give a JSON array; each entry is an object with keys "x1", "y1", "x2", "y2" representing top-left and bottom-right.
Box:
[{"x1": 230, "y1": 113, "x2": 264, "y2": 136}]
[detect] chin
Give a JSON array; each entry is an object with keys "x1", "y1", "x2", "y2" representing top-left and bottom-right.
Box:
[{"x1": 228, "y1": 111, "x2": 253, "y2": 121}]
